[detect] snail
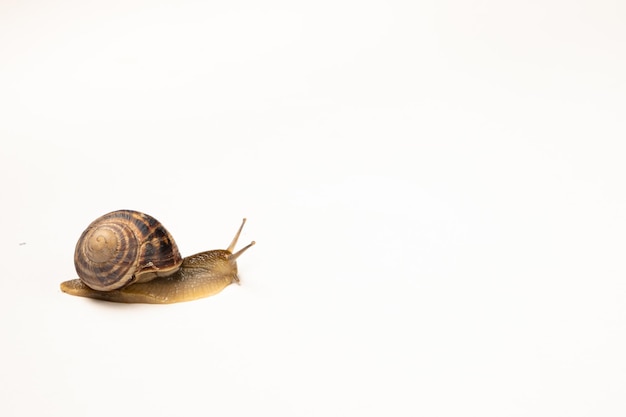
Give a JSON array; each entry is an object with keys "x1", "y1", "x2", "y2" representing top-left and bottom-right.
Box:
[{"x1": 60, "y1": 210, "x2": 255, "y2": 304}]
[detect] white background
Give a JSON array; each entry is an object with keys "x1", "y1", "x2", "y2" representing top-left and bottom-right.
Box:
[{"x1": 1, "y1": 1, "x2": 625, "y2": 415}]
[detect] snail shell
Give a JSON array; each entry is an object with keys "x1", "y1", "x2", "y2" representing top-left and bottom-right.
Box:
[
  {"x1": 74, "y1": 210, "x2": 183, "y2": 291},
  {"x1": 61, "y1": 210, "x2": 254, "y2": 304}
]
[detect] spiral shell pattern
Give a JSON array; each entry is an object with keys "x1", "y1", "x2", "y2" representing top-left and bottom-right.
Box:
[{"x1": 74, "y1": 210, "x2": 183, "y2": 291}]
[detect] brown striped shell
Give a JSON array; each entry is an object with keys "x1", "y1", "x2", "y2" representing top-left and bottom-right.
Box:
[{"x1": 74, "y1": 210, "x2": 183, "y2": 291}]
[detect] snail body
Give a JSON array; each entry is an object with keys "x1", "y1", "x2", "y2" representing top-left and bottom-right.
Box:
[{"x1": 60, "y1": 210, "x2": 254, "y2": 304}]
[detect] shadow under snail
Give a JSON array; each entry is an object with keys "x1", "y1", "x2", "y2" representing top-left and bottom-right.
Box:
[{"x1": 60, "y1": 210, "x2": 255, "y2": 304}]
